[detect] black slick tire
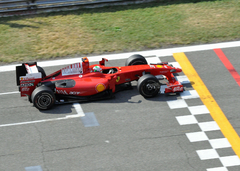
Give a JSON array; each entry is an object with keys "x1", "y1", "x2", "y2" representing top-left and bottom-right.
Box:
[
  {"x1": 37, "y1": 66, "x2": 46, "y2": 78},
  {"x1": 31, "y1": 86, "x2": 55, "y2": 110},
  {"x1": 125, "y1": 54, "x2": 147, "y2": 66},
  {"x1": 137, "y1": 74, "x2": 160, "y2": 98}
]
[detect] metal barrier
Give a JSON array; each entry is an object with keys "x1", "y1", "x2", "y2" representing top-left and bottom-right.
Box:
[{"x1": 0, "y1": 0, "x2": 135, "y2": 16}]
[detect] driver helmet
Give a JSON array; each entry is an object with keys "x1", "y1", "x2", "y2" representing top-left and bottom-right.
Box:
[{"x1": 93, "y1": 66, "x2": 102, "y2": 72}]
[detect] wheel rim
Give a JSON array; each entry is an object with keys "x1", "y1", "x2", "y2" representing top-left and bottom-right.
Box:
[
  {"x1": 141, "y1": 80, "x2": 160, "y2": 97},
  {"x1": 37, "y1": 93, "x2": 52, "y2": 109}
]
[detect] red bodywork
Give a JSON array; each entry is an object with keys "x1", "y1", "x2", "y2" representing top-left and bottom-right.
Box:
[{"x1": 18, "y1": 57, "x2": 183, "y2": 99}]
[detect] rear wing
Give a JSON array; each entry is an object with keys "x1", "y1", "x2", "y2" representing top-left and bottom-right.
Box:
[
  {"x1": 16, "y1": 62, "x2": 39, "y2": 86},
  {"x1": 16, "y1": 62, "x2": 43, "y2": 98}
]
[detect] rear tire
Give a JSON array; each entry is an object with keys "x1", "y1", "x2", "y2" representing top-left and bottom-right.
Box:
[
  {"x1": 37, "y1": 66, "x2": 46, "y2": 78},
  {"x1": 31, "y1": 86, "x2": 55, "y2": 110},
  {"x1": 125, "y1": 54, "x2": 147, "y2": 66},
  {"x1": 137, "y1": 74, "x2": 160, "y2": 98}
]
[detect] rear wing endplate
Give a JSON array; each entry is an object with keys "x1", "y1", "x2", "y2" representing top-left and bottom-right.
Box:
[{"x1": 16, "y1": 62, "x2": 39, "y2": 86}]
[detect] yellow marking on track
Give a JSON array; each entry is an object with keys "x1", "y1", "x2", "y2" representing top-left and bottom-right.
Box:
[{"x1": 173, "y1": 52, "x2": 240, "y2": 157}]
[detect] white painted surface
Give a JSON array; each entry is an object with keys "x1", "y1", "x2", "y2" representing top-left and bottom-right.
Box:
[
  {"x1": 167, "y1": 99, "x2": 188, "y2": 109},
  {"x1": 198, "y1": 121, "x2": 220, "y2": 132},
  {"x1": 188, "y1": 105, "x2": 210, "y2": 115},
  {"x1": 180, "y1": 90, "x2": 200, "y2": 99},
  {"x1": 220, "y1": 156, "x2": 240, "y2": 167},
  {"x1": 207, "y1": 167, "x2": 228, "y2": 171},
  {"x1": 209, "y1": 138, "x2": 231, "y2": 149},
  {"x1": 186, "y1": 132, "x2": 209, "y2": 142},
  {"x1": 197, "y1": 149, "x2": 220, "y2": 160},
  {"x1": 176, "y1": 115, "x2": 198, "y2": 125}
]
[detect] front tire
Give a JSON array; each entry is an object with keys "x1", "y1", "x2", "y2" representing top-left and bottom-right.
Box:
[
  {"x1": 125, "y1": 54, "x2": 147, "y2": 66},
  {"x1": 31, "y1": 86, "x2": 55, "y2": 110},
  {"x1": 137, "y1": 74, "x2": 160, "y2": 98}
]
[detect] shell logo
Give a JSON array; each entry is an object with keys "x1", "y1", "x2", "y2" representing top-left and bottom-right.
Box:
[
  {"x1": 156, "y1": 65, "x2": 163, "y2": 68},
  {"x1": 96, "y1": 83, "x2": 106, "y2": 92}
]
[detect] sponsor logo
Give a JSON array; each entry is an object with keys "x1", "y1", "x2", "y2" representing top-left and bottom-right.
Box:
[
  {"x1": 172, "y1": 86, "x2": 183, "y2": 92},
  {"x1": 20, "y1": 77, "x2": 36, "y2": 80},
  {"x1": 69, "y1": 91, "x2": 80, "y2": 95},
  {"x1": 22, "y1": 87, "x2": 30, "y2": 91},
  {"x1": 62, "y1": 63, "x2": 83, "y2": 76},
  {"x1": 116, "y1": 76, "x2": 120, "y2": 82},
  {"x1": 156, "y1": 65, "x2": 163, "y2": 68},
  {"x1": 56, "y1": 90, "x2": 68, "y2": 95},
  {"x1": 20, "y1": 83, "x2": 34, "y2": 87},
  {"x1": 20, "y1": 80, "x2": 35, "y2": 83},
  {"x1": 96, "y1": 83, "x2": 106, "y2": 92},
  {"x1": 20, "y1": 73, "x2": 42, "y2": 80},
  {"x1": 56, "y1": 90, "x2": 81, "y2": 95},
  {"x1": 159, "y1": 71, "x2": 168, "y2": 74}
]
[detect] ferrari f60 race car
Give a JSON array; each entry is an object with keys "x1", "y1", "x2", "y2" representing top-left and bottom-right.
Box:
[{"x1": 16, "y1": 54, "x2": 184, "y2": 110}]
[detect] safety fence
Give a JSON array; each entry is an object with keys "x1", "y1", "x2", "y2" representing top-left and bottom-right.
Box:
[{"x1": 0, "y1": 0, "x2": 153, "y2": 17}]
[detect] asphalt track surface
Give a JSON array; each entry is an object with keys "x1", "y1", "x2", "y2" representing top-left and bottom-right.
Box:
[{"x1": 0, "y1": 41, "x2": 240, "y2": 171}]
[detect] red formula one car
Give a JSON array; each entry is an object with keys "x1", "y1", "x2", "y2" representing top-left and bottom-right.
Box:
[{"x1": 16, "y1": 54, "x2": 184, "y2": 110}]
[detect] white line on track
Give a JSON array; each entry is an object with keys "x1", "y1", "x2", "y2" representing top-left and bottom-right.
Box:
[
  {"x1": 0, "y1": 114, "x2": 83, "y2": 128},
  {"x1": 0, "y1": 103, "x2": 85, "y2": 128},
  {"x1": 0, "y1": 91, "x2": 19, "y2": 95},
  {"x1": 72, "y1": 103, "x2": 85, "y2": 117},
  {"x1": 1, "y1": 41, "x2": 240, "y2": 73}
]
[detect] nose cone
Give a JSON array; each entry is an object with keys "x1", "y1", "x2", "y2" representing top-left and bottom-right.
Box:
[
  {"x1": 170, "y1": 67, "x2": 182, "y2": 73},
  {"x1": 175, "y1": 68, "x2": 182, "y2": 73}
]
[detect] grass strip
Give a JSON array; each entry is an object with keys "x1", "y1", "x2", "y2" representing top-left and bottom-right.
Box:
[{"x1": 0, "y1": 0, "x2": 240, "y2": 63}]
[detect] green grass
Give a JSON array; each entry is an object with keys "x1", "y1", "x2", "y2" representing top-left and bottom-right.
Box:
[{"x1": 0, "y1": 0, "x2": 240, "y2": 63}]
